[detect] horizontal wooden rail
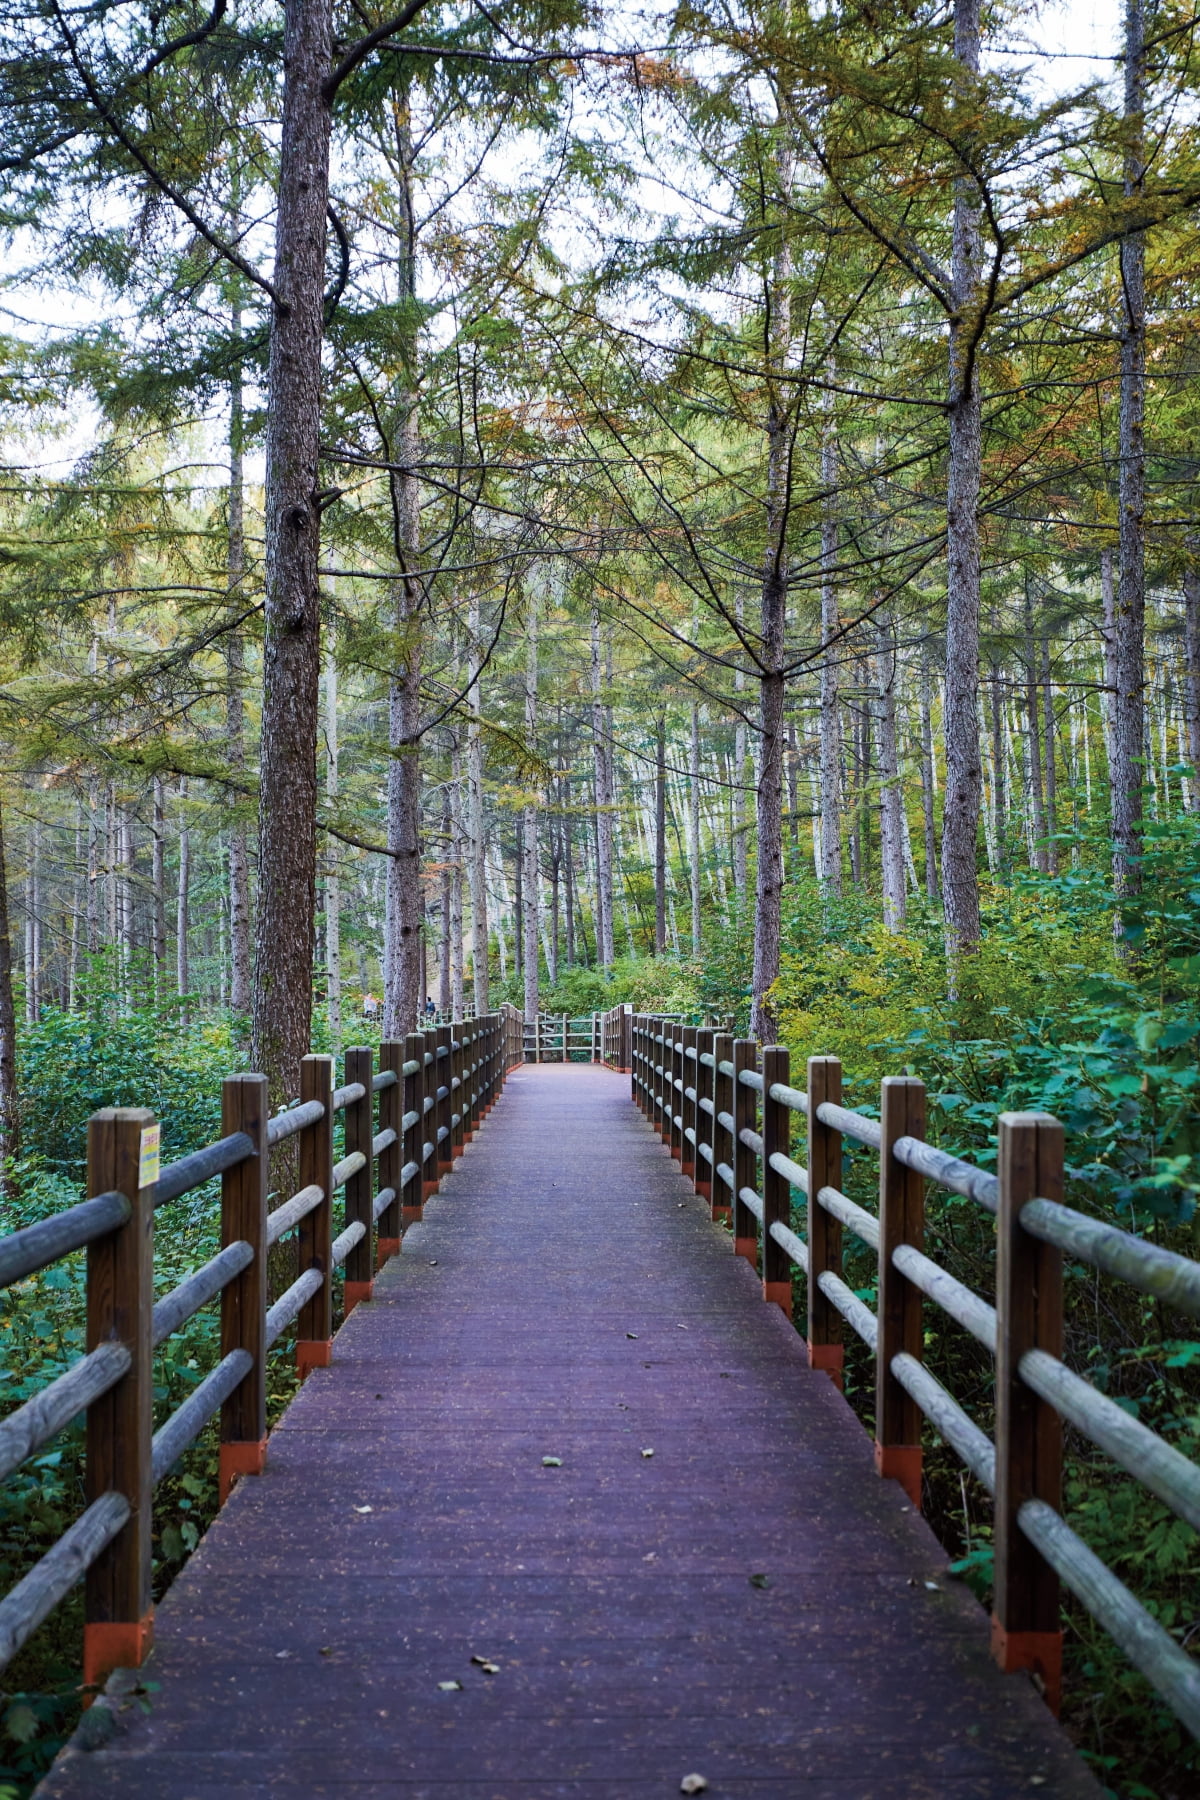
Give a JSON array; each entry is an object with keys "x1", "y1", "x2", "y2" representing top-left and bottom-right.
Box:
[
  {"x1": 0, "y1": 1011, "x2": 513, "y2": 1690},
  {"x1": 0, "y1": 1191, "x2": 129, "y2": 1289},
  {"x1": 629, "y1": 1012, "x2": 1200, "y2": 1742}
]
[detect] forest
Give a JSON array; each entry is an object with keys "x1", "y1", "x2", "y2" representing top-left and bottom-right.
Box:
[{"x1": 1, "y1": 0, "x2": 1199, "y2": 1792}]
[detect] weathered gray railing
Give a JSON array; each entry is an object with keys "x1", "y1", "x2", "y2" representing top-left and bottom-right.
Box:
[
  {"x1": 630, "y1": 1012, "x2": 1200, "y2": 1741},
  {"x1": 0, "y1": 1012, "x2": 513, "y2": 1694}
]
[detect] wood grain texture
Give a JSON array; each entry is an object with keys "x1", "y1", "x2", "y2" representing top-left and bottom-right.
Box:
[
  {"x1": 220, "y1": 1075, "x2": 269, "y2": 1453},
  {"x1": 806, "y1": 1056, "x2": 845, "y2": 1379},
  {"x1": 297, "y1": 1056, "x2": 334, "y2": 1352},
  {"x1": 343, "y1": 1047, "x2": 375, "y2": 1291},
  {"x1": 42, "y1": 1067, "x2": 1098, "y2": 1799}
]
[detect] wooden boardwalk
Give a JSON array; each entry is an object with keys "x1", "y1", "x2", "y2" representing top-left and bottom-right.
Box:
[{"x1": 41, "y1": 1064, "x2": 1099, "y2": 1799}]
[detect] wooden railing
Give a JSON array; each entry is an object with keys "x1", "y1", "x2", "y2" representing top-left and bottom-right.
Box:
[
  {"x1": 0, "y1": 1009, "x2": 523, "y2": 1696},
  {"x1": 630, "y1": 1014, "x2": 1200, "y2": 1739}
]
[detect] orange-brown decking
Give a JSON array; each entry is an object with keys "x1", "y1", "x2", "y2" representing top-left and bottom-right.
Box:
[{"x1": 41, "y1": 1064, "x2": 1099, "y2": 1799}]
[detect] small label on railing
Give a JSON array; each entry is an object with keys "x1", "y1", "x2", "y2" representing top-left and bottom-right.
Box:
[{"x1": 138, "y1": 1124, "x2": 161, "y2": 1188}]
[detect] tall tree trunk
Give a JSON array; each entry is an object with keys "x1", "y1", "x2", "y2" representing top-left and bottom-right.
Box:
[
  {"x1": 451, "y1": 743, "x2": 465, "y2": 1019},
  {"x1": 874, "y1": 607, "x2": 906, "y2": 930},
  {"x1": 0, "y1": 798, "x2": 18, "y2": 1197},
  {"x1": 919, "y1": 649, "x2": 939, "y2": 899},
  {"x1": 152, "y1": 777, "x2": 166, "y2": 990},
  {"x1": 466, "y1": 591, "x2": 490, "y2": 1010},
  {"x1": 251, "y1": 0, "x2": 333, "y2": 1104},
  {"x1": 227, "y1": 299, "x2": 252, "y2": 1027},
  {"x1": 1041, "y1": 636, "x2": 1058, "y2": 874},
  {"x1": 1023, "y1": 584, "x2": 1047, "y2": 872},
  {"x1": 1183, "y1": 552, "x2": 1200, "y2": 811},
  {"x1": 941, "y1": 0, "x2": 984, "y2": 957},
  {"x1": 654, "y1": 718, "x2": 667, "y2": 954},
  {"x1": 325, "y1": 655, "x2": 341, "y2": 1058},
  {"x1": 988, "y1": 635, "x2": 1008, "y2": 879},
  {"x1": 589, "y1": 601, "x2": 615, "y2": 967},
  {"x1": 383, "y1": 89, "x2": 425, "y2": 1040},
  {"x1": 177, "y1": 781, "x2": 191, "y2": 1024},
  {"x1": 563, "y1": 778, "x2": 576, "y2": 966},
  {"x1": 1111, "y1": 0, "x2": 1146, "y2": 938},
  {"x1": 523, "y1": 590, "x2": 540, "y2": 1023},
  {"x1": 819, "y1": 398, "x2": 843, "y2": 896},
  {"x1": 689, "y1": 702, "x2": 702, "y2": 955}
]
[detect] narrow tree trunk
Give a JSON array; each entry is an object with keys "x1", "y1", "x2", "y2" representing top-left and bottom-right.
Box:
[
  {"x1": 325, "y1": 655, "x2": 341, "y2": 1059},
  {"x1": 654, "y1": 718, "x2": 668, "y2": 954},
  {"x1": 251, "y1": 0, "x2": 333, "y2": 1105},
  {"x1": 874, "y1": 609, "x2": 906, "y2": 930},
  {"x1": 451, "y1": 747, "x2": 465, "y2": 1019},
  {"x1": 177, "y1": 781, "x2": 191, "y2": 1023},
  {"x1": 1183, "y1": 553, "x2": 1200, "y2": 811},
  {"x1": 466, "y1": 591, "x2": 490, "y2": 1009},
  {"x1": 523, "y1": 592, "x2": 540, "y2": 1023},
  {"x1": 1041, "y1": 636, "x2": 1058, "y2": 874},
  {"x1": 941, "y1": 0, "x2": 984, "y2": 956},
  {"x1": 689, "y1": 702, "x2": 702, "y2": 954},
  {"x1": 152, "y1": 777, "x2": 166, "y2": 990},
  {"x1": 227, "y1": 298, "x2": 252, "y2": 1027},
  {"x1": 989, "y1": 640, "x2": 1008, "y2": 878},
  {"x1": 589, "y1": 602, "x2": 615, "y2": 967},
  {"x1": 819, "y1": 400, "x2": 843, "y2": 896},
  {"x1": 0, "y1": 798, "x2": 19, "y2": 1196},
  {"x1": 1023, "y1": 585, "x2": 1047, "y2": 872},
  {"x1": 919, "y1": 650, "x2": 939, "y2": 899},
  {"x1": 1112, "y1": 0, "x2": 1146, "y2": 931}
]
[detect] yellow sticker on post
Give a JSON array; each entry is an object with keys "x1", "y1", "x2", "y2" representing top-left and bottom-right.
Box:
[{"x1": 138, "y1": 1124, "x2": 161, "y2": 1189}]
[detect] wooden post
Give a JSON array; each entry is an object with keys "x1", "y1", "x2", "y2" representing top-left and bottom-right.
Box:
[
  {"x1": 377, "y1": 1039, "x2": 404, "y2": 1262},
  {"x1": 992, "y1": 1111, "x2": 1064, "y2": 1714},
  {"x1": 805, "y1": 1056, "x2": 844, "y2": 1389},
  {"x1": 219, "y1": 1075, "x2": 269, "y2": 1503},
  {"x1": 874, "y1": 1075, "x2": 926, "y2": 1506},
  {"x1": 84, "y1": 1107, "x2": 156, "y2": 1692},
  {"x1": 695, "y1": 1028, "x2": 715, "y2": 1204},
  {"x1": 343, "y1": 1046, "x2": 374, "y2": 1313},
  {"x1": 732, "y1": 1039, "x2": 759, "y2": 1267},
  {"x1": 420, "y1": 1033, "x2": 438, "y2": 1200},
  {"x1": 620, "y1": 1004, "x2": 632, "y2": 1073},
  {"x1": 711, "y1": 1032, "x2": 733, "y2": 1222},
  {"x1": 297, "y1": 1054, "x2": 334, "y2": 1379},
  {"x1": 401, "y1": 1032, "x2": 425, "y2": 1222},
  {"x1": 668, "y1": 1027, "x2": 683, "y2": 1164},
  {"x1": 436, "y1": 1023, "x2": 453, "y2": 1178},
  {"x1": 451, "y1": 1027, "x2": 465, "y2": 1158},
  {"x1": 680, "y1": 1025, "x2": 698, "y2": 1179},
  {"x1": 761, "y1": 1045, "x2": 792, "y2": 1316}
]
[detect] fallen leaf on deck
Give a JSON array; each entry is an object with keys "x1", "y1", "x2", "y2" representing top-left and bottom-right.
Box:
[
  {"x1": 749, "y1": 1573, "x2": 770, "y2": 1590},
  {"x1": 681, "y1": 1776, "x2": 709, "y2": 1795},
  {"x1": 354, "y1": 1505, "x2": 373, "y2": 1514},
  {"x1": 542, "y1": 1455, "x2": 562, "y2": 1467},
  {"x1": 438, "y1": 1680, "x2": 462, "y2": 1692},
  {"x1": 641, "y1": 1447, "x2": 654, "y2": 1458}
]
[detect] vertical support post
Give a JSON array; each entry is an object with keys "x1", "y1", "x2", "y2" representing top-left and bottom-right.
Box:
[
  {"x1": 84, "y1": 1107, "x2": 155, "y2": 1692},
  {"x1": 680, "y1": 1025, "x2": 698, "y2": 1178},
  {"x1": 732, "y1": 1040, "x2": 759, "y2": 1266},
  {"x1": 761, "y1": 1045, "x2": 792, "y2": 1316},
  {"x1": 711, "y1": 1032, "x2": 733, "y2": 1222},
  {"x1": 805, "y1": 1057, "x2": 844, "y2": 1388},
  {"x1": 992, "y1": 1111, "x2": 1064, "y2": 1714},
  {"x1": 669, "y1": 1028, "x2": 683, "y2": 1164},
  {"x1": 343, "y1": 1046, "x2": 374, "y2": 1313},
  {"x1": 219, "y1": 1075, "x2": 269, "y2": 1503},
  {"x1": 297, "y1": 1054, "x2": 334, "y2": 1379},
  {"x1": 436, "y1": 1023, "x2": 453, "y2": 1178},
  {"x1": 874, "y1": 1075, "x2": 926, "y2": 1505},
  {"x1": 377, "y1": 1039, "x2": 403, "y2": 1261},
  {"x1": 620, "y1": 1004, "x2": 632, "y2": 1073},
  {"x1": 401, "y1": 1032, "x2": 425, "y2": 1221},
  {"x1": 421, "y1": 1035, "x2": 438, "y2": 1199},
  {"x1": 451, "y1": 1026, "x2": 465, "y2": 1158},
  {"x1": 694, "y1": 1028, "x2": 715, "y2": 1204}
]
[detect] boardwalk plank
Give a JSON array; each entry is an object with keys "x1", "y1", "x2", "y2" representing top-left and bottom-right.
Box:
[{"x1": 39, "y1": 1064, "x2": 1100, "y2": 1799}]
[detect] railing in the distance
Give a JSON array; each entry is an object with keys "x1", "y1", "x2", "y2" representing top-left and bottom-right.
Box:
[
  {"x1": 629, "y1": 1013, "x2": 1200, "y2": 1741},
  {"x1": 0, "y1": 1010, "x2": 517, "y2": 1697}
]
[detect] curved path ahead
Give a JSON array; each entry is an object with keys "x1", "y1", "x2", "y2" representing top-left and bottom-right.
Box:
[{"x1": 41, "y1": 1063, "x2": 1098, "y2": 1799}]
